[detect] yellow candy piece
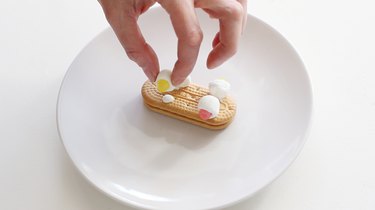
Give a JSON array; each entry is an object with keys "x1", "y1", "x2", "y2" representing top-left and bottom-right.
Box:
[{"x1": 157, "y1": 79, "x2": 170, "y2": 93}]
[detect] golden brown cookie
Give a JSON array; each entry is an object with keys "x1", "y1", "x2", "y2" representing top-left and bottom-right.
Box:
[{"x1": 141, "y1": 80, "x2": 236, "y2": 130}]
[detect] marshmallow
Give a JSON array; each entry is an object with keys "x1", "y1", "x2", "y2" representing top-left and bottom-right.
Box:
[
  {"x1": 156, "y1": 69, "x2": 191, "y2": 93},
  {"x1": 197, "y1": 95, "x2": 220, "y2": 119},
  {"x1": 208, "y1": 79, "x2": 231, "y2": 100},
  {"x1": 156, "y1": 69, "x2": 175, "y2": 93}
]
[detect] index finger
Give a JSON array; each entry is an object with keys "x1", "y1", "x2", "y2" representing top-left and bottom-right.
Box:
[
  {"x1": 100, "y1": 0, "x2": 159, "y2": 81},
  {"x1": 158, "y1": 0, "x2": 203, "y2": 86}
]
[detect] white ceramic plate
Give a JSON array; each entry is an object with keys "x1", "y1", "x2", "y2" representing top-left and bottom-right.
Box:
[{"x1": 57, "y1": 7, "x2": 313, "y2": 210}]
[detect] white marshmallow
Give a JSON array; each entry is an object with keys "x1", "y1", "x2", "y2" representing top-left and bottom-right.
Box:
[
  {"x1": 155, "y1": 69, "x2": 175, "y2": 93},
  {"x1": 198, "y1": 95, "x2": 220, "y2": 119},
  {"x1": 156, "y1": 69, "x2": 192, "y2": 93},
  {"x1": 209, "y1": 79, "x2": 231, "y2": 100}
]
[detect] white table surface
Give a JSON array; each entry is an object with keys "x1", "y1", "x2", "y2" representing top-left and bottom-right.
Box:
[{"x1": 1, "y1": 0, "x2": 374, "y2": 209}]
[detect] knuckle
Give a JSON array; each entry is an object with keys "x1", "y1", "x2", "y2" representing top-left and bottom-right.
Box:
[
  {"x1": 104, "y1": 8, "x2": 136, "y2": 26},
  {"x1": 224, "y1": 2, "x2": 243, "y2": 19},
  {"x1": 182, "y1": 29, "x2": 203, "y2": 47},
  {"x1": 230, "y1": 47, "x2": 238, "y2": 56},
  {"x1": 125, "y1": 49, "x2": 139, "y2": 61},
  {"x1": 125, "y1": 48, "x2": 146, "y2": 67}
]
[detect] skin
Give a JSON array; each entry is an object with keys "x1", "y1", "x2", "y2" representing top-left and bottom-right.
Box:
[{"x1": 98, "y1": 0, "x2": 247, "y2": 86}]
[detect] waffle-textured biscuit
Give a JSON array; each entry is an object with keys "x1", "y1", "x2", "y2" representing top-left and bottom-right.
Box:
[{"x1": 141, "y1": 80, "x2": 236, "y2": 130}]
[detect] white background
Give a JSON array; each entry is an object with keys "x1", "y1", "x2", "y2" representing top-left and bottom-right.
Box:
[{"x1": 0, "y1": 0, "x2": 374, "y2": 210}]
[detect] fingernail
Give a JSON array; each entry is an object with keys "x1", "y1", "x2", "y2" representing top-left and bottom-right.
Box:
[
  {"x1": 146, "y1": 71, "x2": 155, "y2": 82},
  {"x1": 152, "y1": 71, "x2": 158, "y2": 82},
  {"x1": 144, "y1": 67, "x2": 159, "y2": 82},
  {"x1": 172, "y1": 77, "x2": 184, "y2": 86}
]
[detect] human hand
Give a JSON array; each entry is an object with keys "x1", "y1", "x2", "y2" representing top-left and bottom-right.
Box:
[{"x1": 98, "y1": 0, "x2": 247, "y2": 85}]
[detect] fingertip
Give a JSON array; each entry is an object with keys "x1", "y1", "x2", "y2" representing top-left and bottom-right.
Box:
[
  {"x1": 212, "y1": 32, "x2": 220, "y2": 48},
  {"x1": 171, "y1": 74, "x2": 185, "y2": 86},
  {"x1": 149, "y1": 63, "x2": 160, "y2": 82},
  {"x1": 206, "y1": 53, "x2": 222, "y2": 69},
  {"x1": 149, "y1": 70, "x2": 158, "y2": 82},
  {"x1": 207, "y1": 61, "x2": 220, "y2": 69},
  {"x1": 171, "y1": 58, "x2": 195, "y2": 86},
  {"x1": 207, "y1": 63, "x2": 214, "y2": 69},
  {"x1": 144, "y1": 44, "x2": 160, "y2": 82},
  {"x1": 207, "y1": 58, "x2": 214, "y2": 69},
  {"x1": 144, "y1": 67, "x2": 157, "y2": 82},
  {"x1": 207, "y1": 42, "x2": 238, "y2": 69},
  {"x1": 152, "y1": 70, "x2": 159, "y2": 82}
]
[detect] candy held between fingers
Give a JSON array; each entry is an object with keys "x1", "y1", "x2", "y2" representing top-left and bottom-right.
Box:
[
  {"x1": 156, "y1": 69, "x2": 191, "y2": 93},
  {"x1": 156, "y1": 69, "x2": 175, "y2": 93}
]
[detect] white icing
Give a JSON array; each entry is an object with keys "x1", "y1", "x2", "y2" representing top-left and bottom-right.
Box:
[
  {"x1": 209, "y1": 79, "x2": 231, "y2": 100},
  {"x1": 162, "y1": 94, "x2": 175, "y2": 103},
  {"x1": 198, "y1": 95, "x2": 220, "y2": 119}
]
